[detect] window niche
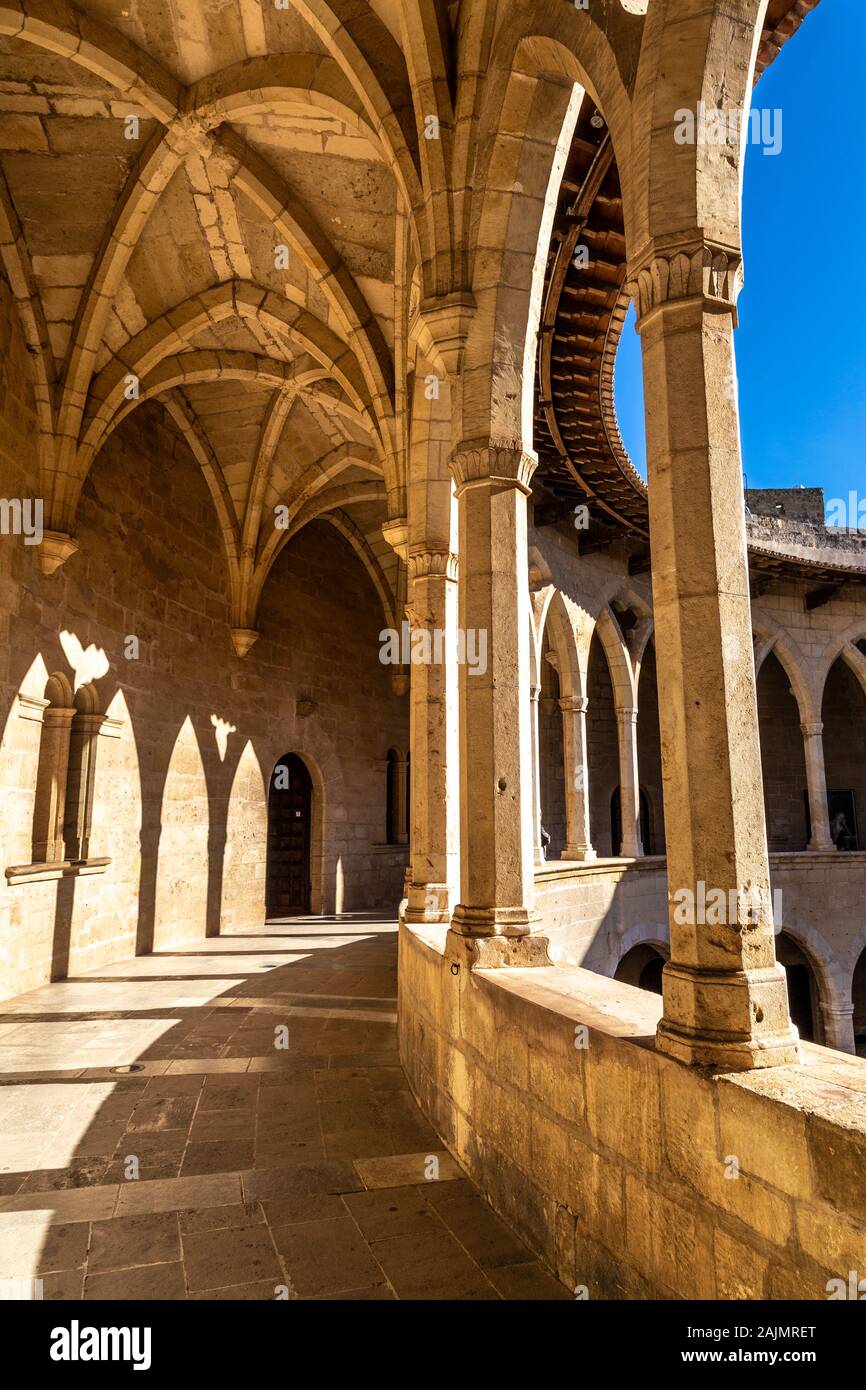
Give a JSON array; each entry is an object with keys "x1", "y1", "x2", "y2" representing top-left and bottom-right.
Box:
[{"x1": 6, "y1": 674, "x2": 117, "y2": 884}]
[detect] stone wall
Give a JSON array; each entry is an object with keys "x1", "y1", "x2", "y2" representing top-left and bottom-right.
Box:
[
  {"x1": 0, "y1": 281, "x2": 408, "y2": 1001},
  {"x1": 399, "y1": 921, "x2": 866, "y2": 1299}
]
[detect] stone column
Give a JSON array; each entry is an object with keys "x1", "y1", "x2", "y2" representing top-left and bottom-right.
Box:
[
  {"x1": 559, "y1": 695, "x2": 595, "y2": 861},
  {"x1": 821, "y1": 1003, "x2": 855, "y2": 1055},
  {"x1": 529, "y1": 683, "x2": 545, "y2": 865},
  {"x1": 615, "y1": 705, "x2": 643, "y2": 858},
  {"x1": 32, "y1": 706, "x2": 75, "y2": 863},
  {"x1": 800, "y1": 721, "x2": 834, "y2": 851},
  {"x1": 403, "y1": 547, "x2": 459, "y2": 921},
  {"x1": 448, "y1": 442, "x2": 543, "y2": 956},
  {"x1": 631, "y1": 242, "x2": 799, "y2": 1070}
]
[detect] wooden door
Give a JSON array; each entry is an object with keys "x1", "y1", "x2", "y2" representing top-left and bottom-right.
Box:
[{"x1": 266, "y1": 754, "x2": 312, "y2": 916}]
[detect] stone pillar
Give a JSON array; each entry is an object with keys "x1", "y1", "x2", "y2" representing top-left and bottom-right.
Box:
[
  {"x1": 529, "y1": 683, "x2": 545, "y2": 865},
  {"x1": 448, "y1": 442, "x2": 543, "y2": 955},
  {"x1": 403, "y1": 547, "x2": 459, "y2": 921},
  {"x1": 800, "y1": 721, "x2": 834, "y2": 852},
  {"x1": 631, "y1": 242, "x2": 799, "y2": 1070},
  {"x1": 559, "y1": 695, "x2": 595, "y2": 861},
  {"x1": 32, "y1": 706, "x2": 75, "y2": 863},
  {"x1": 821, "y1": 1003, "x2": 855, "y2": 1055},
  {"x1": 615, "y1": 705, "x2": 643, "y2": 858}
]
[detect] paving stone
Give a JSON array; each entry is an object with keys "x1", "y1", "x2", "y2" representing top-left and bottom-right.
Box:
[
  {"x1": 270, "y1": 1216, "x2": 387, "y2": 1297},
  {"x1": 84, "y1": 1261, "x2": 187, "y2": 1300},
  {"x1": 88, "y1": 1212, "x2": 180, "y2": 1272},
  {"x1": 182, "y1": 1223, "x2": 283, "y2": 1293}
]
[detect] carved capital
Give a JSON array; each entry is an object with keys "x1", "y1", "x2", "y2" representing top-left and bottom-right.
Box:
[
  {"x1": 417, "y1": 292, "x2": 476, "y2": 377},
  {"x1": 381, "y1": 517, "x2": 409, "y2": 560},
  {"x1": 559, "y1": 695, "x2": 589, "y2": 715},
  {"x1": 230, "y1": 627, "x2": 259, "y2": 658},
  {"x1": 407, "y1": 548, "x2": 458, "y2": 583},
  {"x1": 449, "y1": 441, "x2": 537, "y2": 497},
  {"x1": 38, "y1": 531, "x2": 78, "y2": 576},
  {"x1": 627, "y1": 242, "x2": 744, "y2": 328},
  {"x1": 800, "y1": 721, "x2": 823, "y2": 739}
]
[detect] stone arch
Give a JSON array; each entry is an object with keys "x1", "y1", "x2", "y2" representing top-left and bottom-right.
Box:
[
  {"x1": 853, "y1": 942, "x2": 866, "y2": 1056},
  {"x1": 593, "y1": 606, "x2": 636, "y2": 710},
  {"x1": 154, "y1": 716, "x2": 210, "y2": 951},
  {"x1": 751, "y1": 615, "x2": 817, "y2": 722},
  {"x1": 615, "y1": 941, "x2": 668, "y2": 994},
  {"x1": 821, "y1": 652, "x2": 866, "y2": 852},
  {"x1": 774, "y1": 917, "x2": 850, "y2": 1031},
  {"x1": 756, "y1": 648, "x2": 808, "y2": 851},
  {"x1": 223, "y1": 741, "x2": 268, "y2": 933}
]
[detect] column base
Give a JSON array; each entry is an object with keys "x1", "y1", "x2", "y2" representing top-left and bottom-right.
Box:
[
  {"x1": 806, "y1": 838, "x2": 835, "y2": 853},
  {"x1": 656, "y1": 1018, "x2": 801, "y2": 1070},
  {"x1": 404, "y1": 882, "x2": 452, "y2": 924},
  {"x1": 561, "y1": 845, "x2": 597, "y2": 862},
  {"x1": 450, "y1": 903, "x2": 536, "y2": 937},
  {"x1": 656, "y1": 961, "x2": 801, "y2": 1071},
  {"x1": 445, "y1": 926, "x2": 552, "y2": 970}
]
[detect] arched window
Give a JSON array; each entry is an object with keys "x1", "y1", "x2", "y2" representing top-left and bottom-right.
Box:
[
  {"x1": 30, "y1": 677, "x2": 106, "y2": 866},
  {"x1": 31, "y1": 673, "x2": 75, "y2": 864}
]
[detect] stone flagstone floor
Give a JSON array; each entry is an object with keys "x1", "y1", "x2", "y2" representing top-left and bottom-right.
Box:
[{"x1": 0, "y1": 916, "x2": 568, "y2": 1300}]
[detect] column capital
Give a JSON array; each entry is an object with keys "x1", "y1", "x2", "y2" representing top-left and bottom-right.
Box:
[
  {"x1": 616, "y1": 705, "x2": 638, "y2": 724},
  {"x1": 449, "y1": 441, "x2": 538, "y2": 497},
  {"x1": 529, "y1": 683, "x2": 541, "y2": 701},
  {"x1": 626, "y1": 238, "x2": 744, "y2": 331},
  {"x1": 800, "y1": 721, "x2": 824, "y2": 738},
  {"x1": 559, "y1": 695, "x2": 589, "y2": 715},
  {"x1": 407, "y1": 547, "x2": 458, "y2": 583}
]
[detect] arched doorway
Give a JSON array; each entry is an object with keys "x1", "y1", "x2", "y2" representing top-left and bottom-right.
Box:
[
  {"x1": 266, "y1": 753, "x2": 313, "y2": 917},
  {"x1": 776, "y1": 932, "x2": 821, "y2": 1044},
  {"x1": 853, "y1": 945, "x2": 866, "y2": 1058},
  {"x1": 615, "y1": 943, "x2": 666, "y2": 995}
]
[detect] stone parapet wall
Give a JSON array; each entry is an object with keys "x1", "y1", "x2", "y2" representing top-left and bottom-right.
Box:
[{"x1": 399, "y1": 921, "x2": 866, "y2": 1299}]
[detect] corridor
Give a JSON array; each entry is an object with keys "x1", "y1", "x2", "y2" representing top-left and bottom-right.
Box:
[{"x1": 0, "y1": 917, "x2": 566, "y2": 1301}]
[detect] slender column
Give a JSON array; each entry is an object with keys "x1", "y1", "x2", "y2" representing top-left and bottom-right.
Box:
[
  {"x1": 63, "y1": 712, "x2": 111, "y2": 861},
  {"x1": 32, "y1": 706, "x2": 75, "y2": 863},
  {"x1": 631, "y1": 241, "x2": 798, "y2": 1069},
  {"x1": 615, "y1": 705, "x2": 643, "y2": 858},
  {"x1": 403, "y1": 548, "x2": 459, "y2": 921},
  {"x1": 800, "y1": 721, "x2": 833, "y2": 851},
  {"x1": 529, "y1": 683, "x2": 545, "y2": 864},
  {"x1": 448, "y1": 443, "x2": 538, "y2": 939},
  {"x1": 559, "y1": 695, "x2": 595, "y2": 861}
]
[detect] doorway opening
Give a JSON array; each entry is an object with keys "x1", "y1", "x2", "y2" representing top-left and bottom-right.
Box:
[{"x1": 266, "y1": 753, "x2": 313, "y2": 917}]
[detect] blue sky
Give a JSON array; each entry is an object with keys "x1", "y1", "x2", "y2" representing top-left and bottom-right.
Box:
[{"x1": 614, "y1": 0, "x2": 864, "y2": 510}]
